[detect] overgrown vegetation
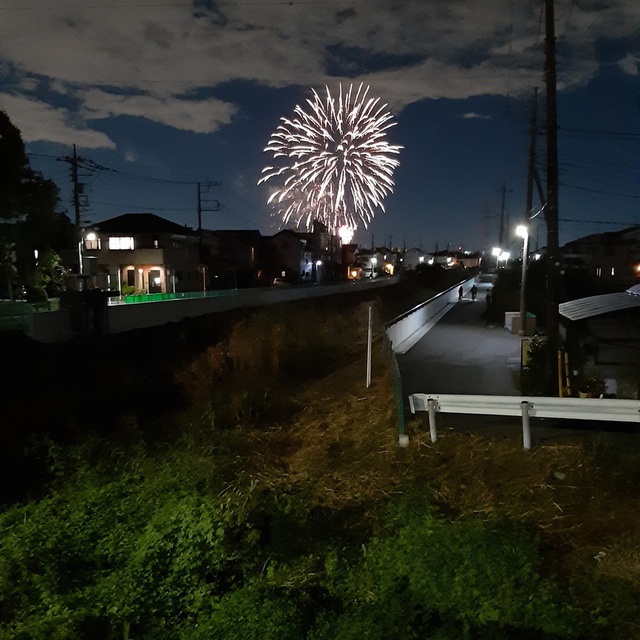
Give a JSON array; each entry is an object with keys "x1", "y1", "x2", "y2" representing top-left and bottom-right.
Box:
[{"x1": 1, "y1": 277, "x2": 639, "y2": 639}]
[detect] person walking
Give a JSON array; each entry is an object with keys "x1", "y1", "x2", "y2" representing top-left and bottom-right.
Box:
[{"x1": 470, "y1": 284, "x2": 477, "y2": 301}]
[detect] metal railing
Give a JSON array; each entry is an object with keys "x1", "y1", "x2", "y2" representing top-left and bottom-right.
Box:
[
  {"x1": 408, "y1": 393, "x2": 640, "y2": 449},
  {"x1": 117, "y1": 288, "x2": 239, "y2": 304}
]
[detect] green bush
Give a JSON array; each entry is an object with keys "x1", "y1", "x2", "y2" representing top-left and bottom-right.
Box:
[{"x1": 26, "y1": 285, "x2": 48, "y2": 305}]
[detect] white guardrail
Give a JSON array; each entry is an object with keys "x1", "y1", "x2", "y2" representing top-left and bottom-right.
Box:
[
  {"x1": 408, "y1": 393, "x2": 640, "y2": 449},
  {"x1": 386, "y1": 276, "x2": 476, "y2": 354}
]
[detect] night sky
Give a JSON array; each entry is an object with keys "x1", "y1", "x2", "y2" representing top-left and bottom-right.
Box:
[{"x1": 1, "y1": 0, "x2": 637, "y2": 255}]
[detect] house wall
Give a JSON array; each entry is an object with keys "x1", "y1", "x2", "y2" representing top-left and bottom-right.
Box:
[{"x1": 85, "y1": 237, "x2": 200, "y2": 294}]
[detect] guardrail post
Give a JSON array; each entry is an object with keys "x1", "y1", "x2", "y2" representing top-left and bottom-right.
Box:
[
  {"x1": 521, "y1": 401, "x2": 531, "y2": 450},
  {"x1": 428, "y1": 399, "x2": 438, "y2": 443}
]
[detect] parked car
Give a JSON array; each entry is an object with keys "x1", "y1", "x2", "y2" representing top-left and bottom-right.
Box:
[{"x1": 272, "y1": 277, "x2": 291, "y2": 287}]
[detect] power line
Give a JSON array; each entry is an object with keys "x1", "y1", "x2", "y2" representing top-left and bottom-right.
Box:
[
  {"x1": 559, "y1": 218, "x2": 639, "y2": 227},
  {"x1": 91, "y1": 200, "x2": 195, "y2": 212},
  {"x1": 558, "y1": 182, "x2": 639, "y2": 199},
  {"x1": 558, "y1": 125, "x2": 639, "y2": 137}
]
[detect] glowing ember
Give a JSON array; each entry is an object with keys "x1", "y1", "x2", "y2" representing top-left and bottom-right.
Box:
[
  {"x1": 338, "y1": 225, "x2": 354, "y2": 244},
  {"x1": 259, "y1": 83, "x2": 402, "y2": 236}
]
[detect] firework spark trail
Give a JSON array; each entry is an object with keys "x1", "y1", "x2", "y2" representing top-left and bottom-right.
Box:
[{"x1": 258, "y1": 83, "x2": 402, "y2": 238}]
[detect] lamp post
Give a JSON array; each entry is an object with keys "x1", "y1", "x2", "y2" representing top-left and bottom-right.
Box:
[{"x1": 516, "y1": 225, "x2": 529, "y2": 335}]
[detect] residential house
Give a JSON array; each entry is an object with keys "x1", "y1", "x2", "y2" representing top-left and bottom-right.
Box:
[
  {"x1": 561, "y1": 226, "x2": 640, "y2": 291},
  {"x1": 375, "y1": 247, "x2": 398, "y2": 275},
  {"x1": 298, "y1": 220, "x2": 343, "y2": 282},
  {"x1": 432, "y1": 249, "x2": 459, "y2": 268},
  {"x1": 457, "y1": 250, "x2": 483, "y2": 269},
  {"x1": 200, "y1": 229, "x2": 263, "y2": 288},
  {"x1": 82, "y1": 213, "x2": 200, "y2": 294},
  {"x1": 357, "y1": 248, "x2": 386, "y2": 278},
  {"x1": 400, "y1": 247, "x2": 429, "y2": 271},
  {"x1": 266, "y1": 229, "x2": 312, "y2": 283}
]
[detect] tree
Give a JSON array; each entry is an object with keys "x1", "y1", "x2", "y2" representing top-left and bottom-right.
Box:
[
  {"x1": 0, "y1": 111, "x2": 31, "y2": 222},
  {"x1": 0, "y1": 111, "x2": 72, "y2": 299}
]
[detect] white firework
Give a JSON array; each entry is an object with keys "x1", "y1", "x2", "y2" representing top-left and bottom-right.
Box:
[{"x1": 258, "y1": 83, "x2": 402, "y2": 236}]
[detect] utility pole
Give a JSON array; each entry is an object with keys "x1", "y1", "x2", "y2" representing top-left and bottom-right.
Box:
[
  {"x1": 196, "y1": 180, "x2": 221, "y2": 269},
  {"x1": 497, "y1": 183, "x2": 511, "y2": 247},
  {"x1": 525, "y1": 88, "x2": 538, "y2": 223},
  {"x1": 518, "y1": 88, "x2": 538, "y2": 336},
  {"x1": 59, "y1": 144, "x2": 92, "y2": 278},
  {"x1": 544, "y1": 0, "x2": 561, "y2": 396},
  {"x1": 197, "y1": 181, "x2": 221, "y2": 233},
  {"x1": 71, "y1": 145, "x2": 83, "y2": 276},
  {"x1": 71, "y1": 145, "x2": 81, "y2": 229}
]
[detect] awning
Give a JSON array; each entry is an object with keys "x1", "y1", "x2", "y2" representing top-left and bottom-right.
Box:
[{"x1": 559, "y1": 285, "x2": 640, "y2": 321}]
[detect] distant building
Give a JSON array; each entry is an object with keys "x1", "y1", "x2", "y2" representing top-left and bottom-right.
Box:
[
  {"x1": 401, "y1": 247, "x2": 430, "y2": 270},
  {"x1": 561, "y1": 226, "x2": 640, "y2": 291},
  {"x1": 432, "y1": 249, "x2": 459, "y2": 268},
  {"x1": 457, "y1": 250, "x2": 482, "y2": 269},
  {"x1": 297, "y1": 221, "x2": 343, "y2": 283},
  {"x1": 265, "y1": 229, "x2": 312, "y2": 283},
  {"x1": 357, "y1": 248, "x2": 386, "y2": 278},
  {"x1": 201, "y1": 229, "x2": 263, "y2": 288}
]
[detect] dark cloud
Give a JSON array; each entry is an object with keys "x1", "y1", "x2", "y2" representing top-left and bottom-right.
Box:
[
  {"x1": 325, "y1": 44, "x2": 425, "y2": 78},
  {"x1": 192, "y1": 0, "x2": 228, "y2": 26}
]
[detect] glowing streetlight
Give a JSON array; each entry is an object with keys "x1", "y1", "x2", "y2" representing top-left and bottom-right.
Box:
[
  {"x1": 492, "y1": 246, "x2": 501, "y2": 269},
  {"x1": 516, "y1": 225, "x2": 529, "y2": 335}
]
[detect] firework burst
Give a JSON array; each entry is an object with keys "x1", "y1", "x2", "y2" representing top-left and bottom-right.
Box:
[{"x1": 258, "y1": 83, "x2": 402, "y2": 238}]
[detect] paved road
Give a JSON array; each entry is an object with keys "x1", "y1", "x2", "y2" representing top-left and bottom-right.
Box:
[
  {"x1": 395, "y1": 280, "x2": 640, "y2": 445},
  {"x1": 397, "y1": 281, "x2": 523, "y2": 397}
]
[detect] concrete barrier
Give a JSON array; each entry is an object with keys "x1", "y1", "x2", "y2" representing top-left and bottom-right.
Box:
[{"x1": 386, "y1": 276, "x2": 476, "y2": 354}]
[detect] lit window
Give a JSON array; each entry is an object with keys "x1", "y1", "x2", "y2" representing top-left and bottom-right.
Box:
[
  {"x1": 109, "y1": 236, "x2": 135, "y2": 250},
  {"x1": 610, "y1": 267, "x2": 615, "y2": 277},
  {"x1": 596, "y1": 266, "x2": 602, "y2": 278}
]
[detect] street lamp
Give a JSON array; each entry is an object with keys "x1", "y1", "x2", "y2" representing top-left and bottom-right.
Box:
[
  {"x1": 516, "y1": 224, "x2": 529, "y2": 335},
  {"x1": 492, "y1": 246, "x2": 501, "y2": 269}
]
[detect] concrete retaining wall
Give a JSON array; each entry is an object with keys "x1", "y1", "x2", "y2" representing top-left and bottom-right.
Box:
[
  {"x1": 29, "y1": 276, "x2": 398, "y2": 342},
  {"x1": 386, "y1": 276, "x2": 477, "y2": 354}
]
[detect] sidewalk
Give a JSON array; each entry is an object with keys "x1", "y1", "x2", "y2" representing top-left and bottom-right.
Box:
[
  {"x1": 396, "y1": 281, "x2": 523, "y2": 397},
  {"x1": 395, "y1": 282, "x2": 640, "y2": 445}
]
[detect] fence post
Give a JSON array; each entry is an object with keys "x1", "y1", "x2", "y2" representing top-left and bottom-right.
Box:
[
  {"x1": 393, "y1": 358, "x2": 409, "y2": 447},
  {"x1": 521, "y1": 401, "x2": 531, "y2": 450},
  {"x1": 428, "y1": 399, "x2": 438, "y2": 443},
  {"x1": 366, "y1": 304, "x2": 372, "y2": 388}
]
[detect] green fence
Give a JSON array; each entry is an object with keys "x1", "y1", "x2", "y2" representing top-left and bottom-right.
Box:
[
  {"x1": 0, "y1": 301, "x2": 32, "y2": 332},
  {"x1": 122, "y1": 289, "x2": 238, "y2": 304}
]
